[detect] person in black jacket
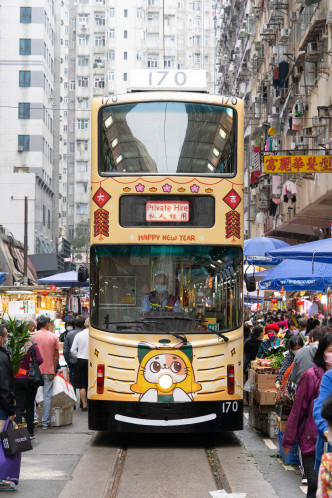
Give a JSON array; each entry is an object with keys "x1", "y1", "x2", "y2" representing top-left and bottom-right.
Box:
[
  {"x1": 243, "y1": 325, "x2": 264, "y2": 372},
  {"x1": 0, "y1": 324, "x2": 16, "y2": 491},
  {"x1": 63, "y1": 315, "x2": 85, "y2": 389}
]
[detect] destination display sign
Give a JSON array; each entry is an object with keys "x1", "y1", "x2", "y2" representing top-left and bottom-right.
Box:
[
  {"x1": 129, "y1": 69, "x2": 207, "y2": 91},
  {"x1": 264, "y1": 155, "x2": 332, "y2": 174},
  {"x1": 146, "y1": 201, "x2": 189, "y2": 222}
]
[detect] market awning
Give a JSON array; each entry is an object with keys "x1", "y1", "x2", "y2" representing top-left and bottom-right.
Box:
[
  {"x1": 9, "y1": 246, "x2": 38, "y2": 285},
  {"x1": 267, "y1": 238, "x2": 332, "y2": 265},
  {"x1": 259, "y1": 258, "x2": 332, "y2": 291},
  {"x1": 0, "y1": 272, "x2": 6, "y2": 285},
  {"x1": 244, "y1": 237, "x2": 290, "y2": 265},
  {"x1": 38, "y1": 270, "x2": 89, "y2": 288}
]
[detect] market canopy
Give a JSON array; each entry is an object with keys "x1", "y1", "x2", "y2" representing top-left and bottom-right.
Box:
[
  {"x1": 0, "y1": 272, "x2": 6, "y2": 285},
  {"x1": 259, "y1": 259, "x2": 332, "y2": 291},
  {"x1": 266, "y1": 238, "x2": 332, "y2": 265},
  {"x1": 38, "y1": 270, "x2": 89, "y2": 288},
  {"x1": 244, "y1": 237, "x2": 290, "y2": 265}
]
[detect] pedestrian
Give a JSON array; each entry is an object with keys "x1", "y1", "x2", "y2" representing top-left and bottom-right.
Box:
[
  {"x1": 257, "y1": 323, "x2": 280, "y2": 358},
  {"x1": 14, "y1": 332, "x2": 43, "y2": 439},
  {"x1": 275, "y1": 335, "x2": 304, "y2": 388},
  {"x1": 298, "y1": 318, "x2": 307, "y2": 336},
  {"x1": 291, "y1": 326, "x2": 330, "y2": 385},
  {"x1": 59, "y1": 317, "x2": 76, "y2": 343},
  {"x1": 70, "y1": 318, "x2": 89, "y2": 412},
  {"x1": 306, "y1": 318, "x2": 320, "y2": 336},
  {"x1": 63, "y1": 315, "x2": 85, "y2": 388},
  {"x1": 316, "y1": 394, "x2": 332, "y2": 498},
  {"x1": 0, "y1": 324, "x2": 16, "y2": 492},
  {"x1": 32, "y1": 315, "x2": 59, "y2": 429},
  {"x1": 282, "y1": 333, "x2": 332, "y2": 498},
  {"x1": 243, "y1": 325, "x2": 264, "y2": 372}
]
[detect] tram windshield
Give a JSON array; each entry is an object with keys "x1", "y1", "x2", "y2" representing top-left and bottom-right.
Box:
[
  {"x1": 90, "y1": 245, "x2": 243, "y2": 334},
  {"x1": 99, "y1": 102, "x2": 236, "y2": 175}
]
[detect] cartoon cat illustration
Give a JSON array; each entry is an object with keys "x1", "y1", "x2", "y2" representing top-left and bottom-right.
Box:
[{"x1": 130, "y1": 341, "x2": 201, "y2": 402}]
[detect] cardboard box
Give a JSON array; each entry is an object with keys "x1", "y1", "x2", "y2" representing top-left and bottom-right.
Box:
[
  {"x1": 276, "y1": 414, "x2": 288, "y2": 432},
  {"x1": 255, "y1": 372, "x2": 277, "y2": 389},
  {"x1": 36, "y1": 374, "x2": 77, "y2": 407},
  {"x1": 254, "y1": 388, "x2": 276, "y2": 405},
  {"x1": 36, "y1": 405, "x2": 74, "y2": 427}
]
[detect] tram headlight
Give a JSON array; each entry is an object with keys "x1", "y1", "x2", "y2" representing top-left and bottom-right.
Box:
[{"x1": 158, "y1": 374, "x2": 173, "y2": 390}]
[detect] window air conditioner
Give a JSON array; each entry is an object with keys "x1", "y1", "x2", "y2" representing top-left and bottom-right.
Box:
[{"x1": 17, "y1": 146, "x2": 24, "y2": 152}]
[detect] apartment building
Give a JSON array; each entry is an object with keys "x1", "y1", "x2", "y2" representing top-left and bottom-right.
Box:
[
  {"x1": 0, "y1": 0, "x2": 60, "y2": 253},
  {"x1": 215, "y1": 0, "x2": 332, "y2": 243},
  {"x1": 58, "y1": 0, "x2": 216, "y2": 241}
]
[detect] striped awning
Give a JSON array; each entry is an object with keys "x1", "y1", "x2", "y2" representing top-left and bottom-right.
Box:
[{"x1": 9, "y1": 246, "x2": 38, "y2": 285}]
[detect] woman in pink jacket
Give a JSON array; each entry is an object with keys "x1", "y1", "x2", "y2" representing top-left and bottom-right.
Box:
[{"x1": 282, "y1": 333, "x2": 332, "y2": 498}]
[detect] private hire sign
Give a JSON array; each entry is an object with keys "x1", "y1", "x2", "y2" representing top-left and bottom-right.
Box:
[{"x1": 264, "y1": 155, "x2": 332, "y2": 174}]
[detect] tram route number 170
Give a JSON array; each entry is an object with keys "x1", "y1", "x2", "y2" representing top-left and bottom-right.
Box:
[{"x1": 221, "y1": 401, "x2": 239, "y2": 413}]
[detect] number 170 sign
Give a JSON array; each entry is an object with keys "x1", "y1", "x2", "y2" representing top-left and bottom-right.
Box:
[{"x1": 129, "y1": 69, "x2": 207, "y2": 92}]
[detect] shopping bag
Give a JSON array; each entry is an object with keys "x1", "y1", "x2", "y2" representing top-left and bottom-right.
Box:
[
  {"x1": 0, "y1": 420, "x2": 21, "y2": 485},
  {"x1": 28, "y1": 345, "x2": 44, "y2": 388},
  {"x1": 0, "y1": 421, "x2": 32, "y2": 456}
]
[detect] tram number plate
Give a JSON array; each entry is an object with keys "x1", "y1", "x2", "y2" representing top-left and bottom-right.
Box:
[{"x1": 221, "y1": 401, "x2": 239, "y2": 413}]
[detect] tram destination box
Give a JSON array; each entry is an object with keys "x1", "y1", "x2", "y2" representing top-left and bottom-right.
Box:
[{"x1": 254, "y1": 388, "x2": 277, "y2": 405}]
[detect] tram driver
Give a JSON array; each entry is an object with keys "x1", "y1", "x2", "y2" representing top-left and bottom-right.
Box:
[{"x1": 142, "y1": 273, "x2": 181, "y2": 313}]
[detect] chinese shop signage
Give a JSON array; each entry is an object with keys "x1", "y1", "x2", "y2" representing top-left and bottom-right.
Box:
[
  {"x1": 146, "y1": 201, "x2": 189, "y2": 222},
  {"x1": 264, "y1": 155, "x2": 332, "y2": 174}
]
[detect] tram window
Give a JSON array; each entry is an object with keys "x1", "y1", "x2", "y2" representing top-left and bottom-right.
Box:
[
  {"x1": 90, "y1": 245, "x2": 243, "y2": 333},
  {"x1": 99, "y1": 101, "x2": 237, "y2": 176}
]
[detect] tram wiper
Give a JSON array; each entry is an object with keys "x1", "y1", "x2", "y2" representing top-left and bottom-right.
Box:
[{"x1": 144, "y1": 315, "x2": 203, "y2": 324}]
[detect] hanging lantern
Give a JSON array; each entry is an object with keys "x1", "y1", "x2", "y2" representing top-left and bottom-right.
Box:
[
  {"x1": 50, "y1": 285, "x2": 57, "y2": 291},
  {"x1": 279, "y1": 289, "x2": 284, "y2": 296},
  {"x1": 271, "y1": 299, "x2": 278, "y2": 304},
  {"x1": 41, "y1": 291, "x2": 49, "y2": 297},
  {"x1": 297, "y1": 300, "x2": 304, "y2": 306}
]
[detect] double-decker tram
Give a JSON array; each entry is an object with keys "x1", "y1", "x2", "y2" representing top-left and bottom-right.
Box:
[{"x1": 87, "y1": 70, "x2": 244, "y2": 432}]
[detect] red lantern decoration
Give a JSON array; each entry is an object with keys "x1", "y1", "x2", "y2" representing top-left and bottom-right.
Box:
[
  {"x1": 297, "y1": 300, "x2": 304, "y2": 306},
  {"x1": 50, "y1": 285, "x2": 57, "y2": 291},
  {"x1": 41, "y1": 291, "x2": 49, "y2": 297},
  {"x1": 271, "y1": 299, "x2": 278, "y2": 304}
]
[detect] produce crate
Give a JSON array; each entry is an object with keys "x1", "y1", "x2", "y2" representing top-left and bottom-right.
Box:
[
  {"x1": 277, "y1": 429, "x2": 300, "y2": 465},
  {"x1": 255, "y1": 372, "x2": 277, "y2": 390},
  {"x1": 254, "y1": 388, "x2": 276, "y2": 405}
]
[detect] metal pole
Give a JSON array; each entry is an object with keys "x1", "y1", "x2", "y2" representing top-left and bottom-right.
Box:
[{"x1": 23, "y1": 196, "x2": 28, "y2": 285}]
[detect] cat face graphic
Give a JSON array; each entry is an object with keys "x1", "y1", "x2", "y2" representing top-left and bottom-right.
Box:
[{"x1": 144, "y1": 353, "x2": 188, "y2": 385}]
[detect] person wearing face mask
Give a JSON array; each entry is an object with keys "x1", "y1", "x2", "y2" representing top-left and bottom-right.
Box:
[
  {"x1": 313, "y1": 339, "x2": 332, "y2": 479},
  {"x1": 63, "y1": 316, "x2": 85, "y2": 389},
  {"x1": 0, "y1": 324, "x2": 17, "y2": 492},
  {"x1": 276, "y1": 335, "x2": 304, "y2": 388},
  {"x1": 316, "y1": 394, "x2": 332, "y2": 498},
  {"x1": 243, "y1": 325, "x2": 264, "y2": 372},
  {"x1": 282, "y1": 333, "x2": 332, "y2": 498},
  {"x1": 142, "y1": 273, "x2": 181, "y2": 314},
  {"x1": 59, "y1": 317, "x2": 76, "y2": 343},
  {"x1": 257, "y1": 323, "x2": 280, "y2": 358}
]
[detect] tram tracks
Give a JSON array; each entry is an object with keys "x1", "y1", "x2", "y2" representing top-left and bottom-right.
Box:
[{"x1": 103, "y1": 435, "x2": 231, "y2": 497}]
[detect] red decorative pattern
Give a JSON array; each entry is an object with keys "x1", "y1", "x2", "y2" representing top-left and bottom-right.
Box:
[
  {"x1": 223, "y1": 189, "x2": 241, "y2": 210},
  {"x1": 93, "y1": 187, "x2": 111, "y2": 208},
  {"x1": 226, "y1": 211, "x2": 240, "y2": 240},
  {"x1": 94, "y1": 209, "x2": 109, "y2": 238}
]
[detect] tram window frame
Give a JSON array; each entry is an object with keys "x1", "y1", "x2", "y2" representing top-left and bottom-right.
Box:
[{"x1": 98, "y1": 100, "x2": 238, "y2": 178}]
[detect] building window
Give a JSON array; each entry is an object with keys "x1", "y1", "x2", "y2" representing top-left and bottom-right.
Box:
[
  {"x1": 68, "y1": 226, "x2": 74, "y2": 238},
  {"x1": 177, "y1": 60, "x2": 184, "y2": 69},
  {"x1": 123, "y1": 73, "x2": 127, "y2": 81},
  {"x1": 70, "y1": 80, "x2": 75, "y2": 90},
  {"x1": 78, "y1": 56, "x2": 89, "y2": 66},
  {"x1": 147, "y1": 57, "x2": 158, "y2": 68},
  {"x1": 137, "y1": 51, "x2": 145, "y2": 61},
  {"x1": 108, "y1": 50, "x2": 115, "y2": 60},
  {"x1": 77, "y1": 140, "x2": 89, "y2": 152},
  {"x1": 95, "y1": 34, "x2": 105, "y2": 46},
  {"x1": 18, "y1": 135, "x2": 30, "y2": 151},
  {"x1": 107, "y1": 71, "x2": 114, "y2": 82},
  {"x1": 108, "y1": 29, "x2": 115, "y2": 38},
  {"x1": 68, "y1": 204, "x2": 74, "y2": 216},
  {"x1": 43, "y1": 205, "x2": 46, "y2": 226},
  {"x1": 77, "y1": 120, "x2": 89, "y2": 130},
  {"x1": 94, "y1": 57, "x2": 105, "y2": 68},
  {"x1": 78, "y1": 35, "x2": 89, "y2": 46},
  {"x1": 124, "y1": 52, "x2": 127, "y2": 60},
  {"x1": 70, "y1": 142, "x2": 75, "y2": 153},
  {"x1": 77, "y1": 76, "x2": 89, "y2": 87},
  {"x1": 78, "y1": 14, "x2": 89, "y2": 23},
  {"x1": 109, "y1": 8, "x2": 115, "y2": 17},
  {"x1": 124, "y1": 9, "x2": 128, "y2": 17},
  {"x1": 124, "y1": 30, "x2": 128, "y2": 38},
  {"x1": 76, "y1": 203, "x2": 88, "y2": 214},
  {"x1": 178, "y1": 1, "x2": 184, "y2": 7},
  {"x1": 20, "y1": 7, "x2": 32, "y2": 23},
  {"x1": 77, "y1": 97, "x2": 89, "y2": 108},
  {"x1": 95, "y1": 0, "x2": 105, "y2": 4},
  {"x1": 47, "y1": 209, "x2": 51, "y2": 229},
  {"x1": 18, "y1": 103, "x2": 30, "y2": 119},
  {"x1": 77, "y1": 161, "x2": 88, "y2": 171},
  {"x1": 148, "y1": 0, "x2": 158, "y2": 5},
  {"x1": 137, "y1": 8, "x2": 144, "y2": 18},
  {"x1": 95, "y1": 13, "x2": 105, "y2": 25},
  {"x1": 94, "y1": 77, "x2": 105, "y2": 88},
  {"x1": 164, "y1": 57, "x2": 175, "y2": 68},
  {"x1": 19, "y1": 39, "x2": 31, "y2": 55},
  {"x1": 194, "y1": 52, "x2": 201, "y2": 64}
]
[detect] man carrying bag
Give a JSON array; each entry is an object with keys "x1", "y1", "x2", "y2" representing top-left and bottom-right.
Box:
[{"x1": 0, "y1": 324, "x2": 19, "y2": 491}]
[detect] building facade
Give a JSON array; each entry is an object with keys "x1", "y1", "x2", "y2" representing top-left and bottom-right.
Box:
[
  {"x1": 58, "y1": 0, "x2": 216, "y2": 241},
  {"x1": 0, "y1": 0, "x2": 60, "y2": 254},
  {"x1": 215, "y1": 0, "x2": 332, "y2": 243}
]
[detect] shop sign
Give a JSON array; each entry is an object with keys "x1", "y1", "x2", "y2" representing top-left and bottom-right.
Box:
[
  {"x1": 146, "y1": 201, "x2": 189, "y2": 222},
  {"x1": 264, "y1": 155, "x2": 332, "y2": 174}
]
